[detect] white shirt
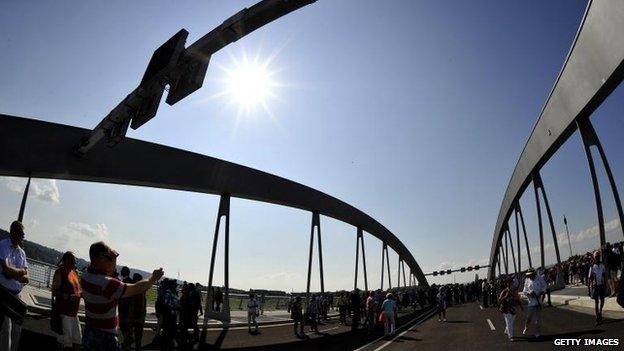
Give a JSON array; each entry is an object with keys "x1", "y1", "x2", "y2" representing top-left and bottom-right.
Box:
[
  {"x1": 522, "y1": 277, "x2": 544, "y2": 307},
  {"x1": 589, "y1": 263, "x2": 606, "y2": 286},
  {"x1": 247, "y1": 298, "x2": 259, "y2": 314},
  {"x1": 0, "y1": 238, "x2": 28, "y2": 293}
]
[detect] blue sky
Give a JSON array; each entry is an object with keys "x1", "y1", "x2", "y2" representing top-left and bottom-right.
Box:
[{"x1": 1, "y1": 0, "x2": 623, "y2": 290}]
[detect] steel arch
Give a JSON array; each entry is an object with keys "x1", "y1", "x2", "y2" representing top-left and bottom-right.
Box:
[
  {"x1": 0, "y1": 113, "x2": 429, "y2": 287},
  {"x1": 488, "y1": 0, "x2": 624, "y2": 279}
]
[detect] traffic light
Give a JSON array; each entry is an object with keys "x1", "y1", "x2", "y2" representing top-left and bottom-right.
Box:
[
  {"x1": 433, "y1": 271, "x2": 438, "y2": 276},
  {"x1": 439, "y1": 270, "x2": 445, "y2": 276},
  {"x1": 460, "y1": 267, "x2": 466, "y2": 272},
  {"x1": 446, "y1": 269, "x2": 452, "y2": 275},
  {"x1": 467, "y1": 266, "x2": 473, "y2": 272},
  {"x1": 474, "y1": 265, "x2": 480, "y2": 270}
]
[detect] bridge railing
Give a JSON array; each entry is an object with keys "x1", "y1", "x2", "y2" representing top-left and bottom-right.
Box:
[
  {"x1": 24, "y1": 258, "x2": 293, "y2": 310},
  {"x1": 26, "y1": 258, "x2": 55, "y2": 289}
]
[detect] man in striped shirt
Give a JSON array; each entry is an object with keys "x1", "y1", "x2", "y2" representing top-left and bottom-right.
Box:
[{"x1": 81, "y1": 241, "x2": 164, "y2": 351}]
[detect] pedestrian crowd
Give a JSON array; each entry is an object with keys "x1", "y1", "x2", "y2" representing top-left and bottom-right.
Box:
[
  {"x1": 285, "y1": 282, "x2": 485, "y2": 339},
  {"x1": 0, "y1": 220, "x2": 215, "y2": 351},
  {"x1": 12, "y1": 220, "x2": 621, "y2": 349},
  {"x1": 488, "y1": 241, "x2": 624, "y2": 342}
]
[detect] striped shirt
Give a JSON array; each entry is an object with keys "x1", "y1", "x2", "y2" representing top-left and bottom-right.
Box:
[{"x1": 80, "y1": 268, "x2": 127, "y2": 334}]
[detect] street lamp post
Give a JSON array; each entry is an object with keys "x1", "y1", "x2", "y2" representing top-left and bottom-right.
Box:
[{"x1": 564, "y1": 215, "x2": 573, "y2": 257}]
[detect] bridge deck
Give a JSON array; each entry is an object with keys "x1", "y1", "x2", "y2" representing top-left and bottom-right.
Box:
[
  {"x1": 362, "y1": 302, "x2": 624, "y2": 351},
  {"x1": 16, "y1": 302, "x2": 624, "y2": 350}
]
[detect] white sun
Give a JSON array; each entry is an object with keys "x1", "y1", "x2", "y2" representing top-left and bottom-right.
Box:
[
  {"x1": 208, "y1": 49, "x2": 288, "y2": 131},
  {"x1": 226, "y1": 62, "x2": 272, "y2": 107},
  {"x1": 221, "y1": 57, "x2": 279, "y2": 115}
]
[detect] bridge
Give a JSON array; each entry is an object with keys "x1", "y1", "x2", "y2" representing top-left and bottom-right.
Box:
[
  {"x1": 3, "y1": 0, "x2": 624, "y2": 350},
  {"x1": 487, "y1": 0, "x2": 624, "y2": 280}
]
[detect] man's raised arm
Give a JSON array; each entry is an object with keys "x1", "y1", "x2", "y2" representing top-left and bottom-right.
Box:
[{"x1": 122, "y1": 268, "x2": 164, "y2": 298}]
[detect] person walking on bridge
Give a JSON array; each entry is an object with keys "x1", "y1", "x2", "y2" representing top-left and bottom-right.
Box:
[
  {"x1": 436, "y1": 287, "x2": 447, "y2": 322},
  {"x1": 214, "y1": 287, "x2": 223, "y2": 312},
  {"x1": 160, "y1": 279, "x2": 179, "y2": 351},
  {"x1": 51, "y1": 251, "x2": 82, "y2": 351},
  {"x1": 481, "y1": 281, "x2": 489, "y2": 308},
  {"x1": 365, "y1": 291, "x2": 376, "y2": 333},
  {"x1": 381, "y1": 293, "x2": 397, "y2": 336},
  {"x1": 80, "y1": 241, "x2": 163, "y2": 351},
  {"x1": 498, "y1": 279, "x2": 522, "y2": 341},
  {"x1": 588, "y1": 251, "x2": 607, "y2": 325},
  {"x1": 128, "y1": 273, "x2": 147, "y2": 351},
  {"x1": 259, "y1": 292, "x2": 266, "y2": 316},
  {"x1": 350, "y1": 289, "x2": 362, "y2": 331},
  {"x1": 290, "y1": 296, "x2": 304, "y2": 338},
  {"x1": 308, "y1": 295, "x2": 320, "y2": 333},
  {"x1": 118, "y1": 266, "x2": 133, "y2": 351},
  {"x1": 247, "y1": 292, "x2": 260, "y2": 334},
  {"x1": 522, "y1": 268, "x2": 544, "y2": 338},
  {"x1": 0, "y1": 221, "x2": 29, "y2": 351}
]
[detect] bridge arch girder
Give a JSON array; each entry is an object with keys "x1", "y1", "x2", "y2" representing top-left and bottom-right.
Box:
[
  {"x1": 0, "y1": 114, "x2": 428, "y2": 288},
  {"x1": 488, "y1": 0, "x2": 624, "y2": 279}
]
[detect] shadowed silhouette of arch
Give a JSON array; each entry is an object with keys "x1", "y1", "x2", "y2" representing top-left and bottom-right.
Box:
[{"x1": 0, "y1": 114, "x2": 428, "y2": 287}]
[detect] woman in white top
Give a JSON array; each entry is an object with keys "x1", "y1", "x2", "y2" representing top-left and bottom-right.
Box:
[{"x1": 588, "y1": 251, "x2": 606, "y2": 325}]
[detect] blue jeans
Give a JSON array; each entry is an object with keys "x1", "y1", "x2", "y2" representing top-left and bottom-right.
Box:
[{"x1": 82, "y1": 327, "x2": 121, "y2": 351}]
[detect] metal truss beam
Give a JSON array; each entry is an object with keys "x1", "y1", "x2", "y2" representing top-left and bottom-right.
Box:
[
  {"x1": 489, "y1": 1, "x2": 624, "y2": 279},
  {"x1": 577, "y1": 117, "x2": 624, "y2": 245},
  {"x1": 0, "y1": 115, "x2": 429, "y2": 288}
]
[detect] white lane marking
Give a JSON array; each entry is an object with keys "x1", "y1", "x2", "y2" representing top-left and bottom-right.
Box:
[
  {"x1": 372, "y1": 309, "x2": 438, "y2": 351},
  {"x1": 487, "y1": 318, "x2": 495, "y2": 330},
  {"x1": 354, "y1": 308, "x2": 437, "y2": 351},
  {"x1": 479, "y1": 305, "x2": 484, "y2": 310},
  {"x1": 319, "y1": 326, "x2": 339, "y2": 333}
]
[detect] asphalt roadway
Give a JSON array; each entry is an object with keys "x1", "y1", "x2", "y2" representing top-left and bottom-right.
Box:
[
  {"x1": 17, "y1": 303, "x2": 624, "y2": 350},
  {"x1": 359, "y1": 302, "x2": 624, "y2": 351}
]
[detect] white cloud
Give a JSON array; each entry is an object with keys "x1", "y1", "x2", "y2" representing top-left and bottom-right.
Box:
[
  {"x1": 62, "y1": 222, "x2": 109, "y2": 240},
  {"x1": 5, "y1": 177, "x2": 24, "y2": 193},
  {"x1": 4, "y1": 177, "x2": 60, "y2": 204},
  {"x1": 526, "y1": 218, "x2": 622, "y2": 255},
  {"x1": 501, "y1": 218, "x2": 624, "y2": 270},
  {"x1": 23, "y1": 219, "x2": 39, "y2": 231},
  {"x1": 437, "y1": 261, "x2": 454, "y2": 270},
  {"x1": 53, "y1": 222, "x2": 110, "y2": 254},
  {"x1": 31, "y1": 179, "x2": 60, "y2": 204}
]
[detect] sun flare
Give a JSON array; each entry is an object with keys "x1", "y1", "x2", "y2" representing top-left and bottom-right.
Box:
[
  {"x1": 226, "y1": 62, "x2": 272, "y2": 107},
  {"x1": 221, "y1": 57, "x2": 278, "y2": 113},
  {"x1": 209, "y1": 48, "x2": 289, "y2": 130}
]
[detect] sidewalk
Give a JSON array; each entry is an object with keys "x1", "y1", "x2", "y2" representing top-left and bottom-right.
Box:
[
  {"x1": 20, "y1": 285, "x2": 328, "y2": 328},
  {"x1": 550, "y1": 284, "x2": 624, "y2": 315}
]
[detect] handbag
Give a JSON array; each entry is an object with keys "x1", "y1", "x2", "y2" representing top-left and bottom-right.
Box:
[{"x1": 378, "y1": 311, "x2": 386, "y2": 323}]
